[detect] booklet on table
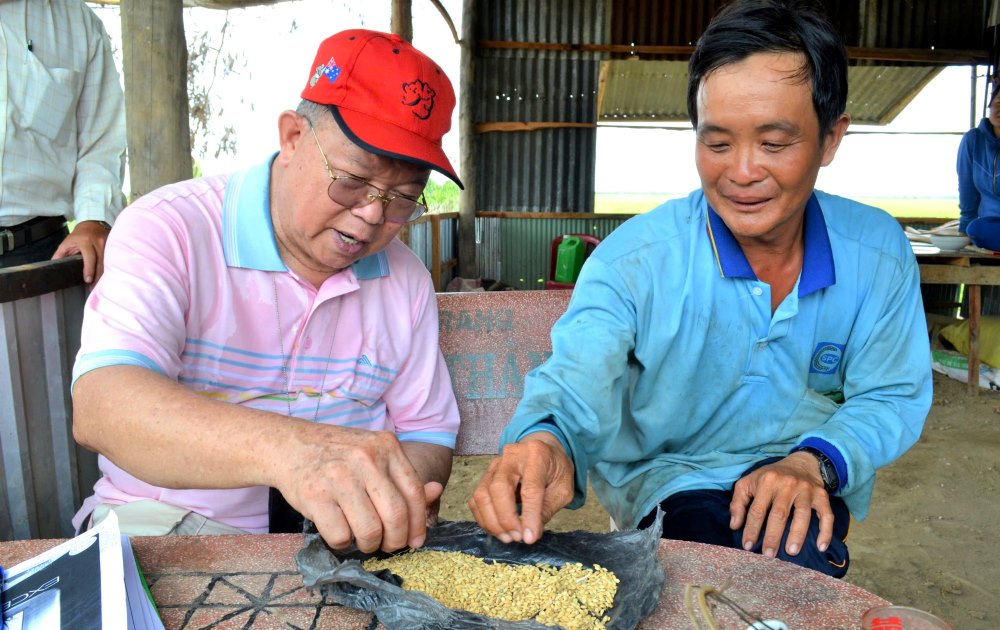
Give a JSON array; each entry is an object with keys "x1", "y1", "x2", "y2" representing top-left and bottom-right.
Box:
[{"x1": 1, "y1": 511, "x2": 164, "y2": 630}]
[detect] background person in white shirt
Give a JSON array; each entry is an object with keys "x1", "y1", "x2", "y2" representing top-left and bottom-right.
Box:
[{"x1": 0, "y1": 0, "x2": 126, "y2": 285}]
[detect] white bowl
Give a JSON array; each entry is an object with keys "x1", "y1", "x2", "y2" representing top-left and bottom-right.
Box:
[{"x1": 929, "y1": 234, "x2": 971, "y2": 252}]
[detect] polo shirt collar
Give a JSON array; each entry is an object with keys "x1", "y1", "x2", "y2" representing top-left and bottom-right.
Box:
[
  {"x1": 705, "y1": 192, "x2": 835, "y2": 297},
  {"x1": 221, "y1": 153, "x2": 389, "y2": 280}
]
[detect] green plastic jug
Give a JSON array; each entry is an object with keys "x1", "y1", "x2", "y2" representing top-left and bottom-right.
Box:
[{"x1": 554, "y1": 236, "x2": 586, "y2": 283}]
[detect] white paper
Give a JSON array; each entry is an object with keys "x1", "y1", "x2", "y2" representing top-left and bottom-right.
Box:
[
  {"x1": 2, "y1": 513, "x2": 130, "y2": 629},
  {"x1": 120, "y1": 535, "x2": 164, "y2": 630}
]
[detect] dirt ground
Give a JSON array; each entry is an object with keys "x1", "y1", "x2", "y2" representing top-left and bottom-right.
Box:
[{"x1": 438, "y1": 371, "x2": 1000, "y2": 629}]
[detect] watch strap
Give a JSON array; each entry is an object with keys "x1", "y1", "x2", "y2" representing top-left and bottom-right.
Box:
[{"x1": 797, "y1": 446, "x2": 840, "y2": 493}]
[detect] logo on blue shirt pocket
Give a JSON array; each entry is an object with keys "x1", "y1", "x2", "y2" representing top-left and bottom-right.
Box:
[{"x1": 810, "y1": 342, "x2": 844, "y2": 374}]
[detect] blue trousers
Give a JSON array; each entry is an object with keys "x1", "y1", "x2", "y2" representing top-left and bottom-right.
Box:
[{"x1": 638, "y1": 458, "x2": 850, "y2": 577}]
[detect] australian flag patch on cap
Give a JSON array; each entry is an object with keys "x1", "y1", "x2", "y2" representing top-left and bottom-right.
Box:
[{"x1": 310, "y1": 56, "x2": 341, "y2": 87}]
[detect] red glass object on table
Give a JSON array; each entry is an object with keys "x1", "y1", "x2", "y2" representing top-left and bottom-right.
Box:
[{"x1": 861, "y1": 605, "x2": 953, "y2": 630}]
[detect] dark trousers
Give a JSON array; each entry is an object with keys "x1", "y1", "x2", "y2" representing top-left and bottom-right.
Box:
[
  {"x1": 638, "y1": 458, "x2": 851, "y2": 577},
  {"x1": 0, "y1": 226, "x2": 67, "y2": 268}
]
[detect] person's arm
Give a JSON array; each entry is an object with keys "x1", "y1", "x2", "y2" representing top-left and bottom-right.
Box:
[
  {"x1": 52, "y1": 8, "x2": 126, "y2": 285},
  {"x1": 73, "y1": 190, "x2": 441, "y2": 553},
  {"x1": 730, "y1": 228, "x2": 931, "y2": 558},
  {"x1": 400, "y1": 441, "x2": 452, "y2": 524},
  {"x1": 379, "y1": 257, "x2": 461, "y2": 522},
  {"x1": 73, "y1": 365, "x2": 434, "y2": 553},
  {"x1": 468, "y1": 430, "x2": 575, "y2": 544},
  {"x1": 469, "y1": 254, "x2": 640, "y2": 542},
  {"x1": 957, "y1": 130, "x2": 980, "y2": 234},
  {"x1": 729, "y1": 450, "x2": 836, "y2": 558},
  {"x1": 54, "y1": 220, "x2": 110, "y2": 285}
]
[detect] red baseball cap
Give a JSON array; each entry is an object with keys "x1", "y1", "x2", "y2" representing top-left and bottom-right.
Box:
[{"x1": 301, "y1": 29, "x2": 462, "y2": 188}]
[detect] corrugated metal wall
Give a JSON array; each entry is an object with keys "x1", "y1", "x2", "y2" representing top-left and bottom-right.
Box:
[
  {"x1": 475, "y1": 0, "x2": 609, "y2": 213},
  {"x1": 608, "y1": 0, "x2": 726, "y2": 55},
  {"x1": 475, "y1": 216, "x2": 503, "y2": 282},
  {"x1": 477, "y1": 129, "x2": 598, "y2": 212},
  {"x1": 476, "y1": 215, "x2": 632, "y2": 289},
  {"x1": 404, "y1": 215, "x2": 459, "y2": 290},
  {"x1": 1, "y1": 285, "x2": 98, "y2": 540},
  {"x1": 975, "y1": 287, "x2": 1000, "y2": 320},
  {"x1": 477, "y1": 0, "x2": 608, "y2": 44}
]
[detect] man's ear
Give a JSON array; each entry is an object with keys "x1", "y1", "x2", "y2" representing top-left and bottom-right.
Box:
[
  {"x1": 275, "y1": 110, "x2": 308, "y2": 166},
  {"x1": 820, "y1": 113, "x2": 851, "y2": 167}
]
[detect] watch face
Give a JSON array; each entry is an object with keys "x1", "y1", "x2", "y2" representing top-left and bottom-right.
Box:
[{"x1": 820, "y1": 459, "x2": 838, "y2": 491}]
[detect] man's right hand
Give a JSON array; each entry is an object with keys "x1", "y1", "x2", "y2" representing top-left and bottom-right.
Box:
[
  {"x1": 275, "y1": 427, "x2": 436, "y2": 554},
  {"x1": 467, "y1": 431, "x2": 575, "y2": 544},
  {"x1": 73, "y1": 367, "x2": 445, "y2": 555}
]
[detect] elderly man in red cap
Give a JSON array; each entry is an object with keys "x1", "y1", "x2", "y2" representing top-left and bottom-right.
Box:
[{"x1": 70, "y1": 30, "x2": 463, "y2": 554}]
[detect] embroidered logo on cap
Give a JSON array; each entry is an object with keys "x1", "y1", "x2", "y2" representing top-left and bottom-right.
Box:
[
  {"x1": 401, "y1": 80, "x2": 436, "y2": 120},
  {"x1": 310, "y1": 56, "x2": 341, "y2": 87},
  {"x1": 810, "y1": 342, "x2": 845, "y2": 374}
]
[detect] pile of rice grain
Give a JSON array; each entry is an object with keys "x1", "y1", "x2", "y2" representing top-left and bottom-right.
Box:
[{"x1": 363, "y1": 549, "x2": 619, "y2": 630}]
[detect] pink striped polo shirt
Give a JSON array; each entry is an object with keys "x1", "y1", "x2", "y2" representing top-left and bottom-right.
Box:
[{"x1": 71, "y1": 155, "x2": 460, "y2": 532}]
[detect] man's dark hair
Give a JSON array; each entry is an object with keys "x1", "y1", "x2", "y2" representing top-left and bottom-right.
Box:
[{"x1": 687, "y1": 0, "x2": 848, "y2": 136}]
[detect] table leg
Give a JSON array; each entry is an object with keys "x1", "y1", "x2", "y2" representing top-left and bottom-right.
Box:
[{"x1": 968, "y1": 284, "x2": 981, "y2": 396}]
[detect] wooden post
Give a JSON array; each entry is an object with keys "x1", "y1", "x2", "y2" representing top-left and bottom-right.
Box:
[
  {"x1": 430, "y1": 214, "x2": 442, "y2": 291},
  {"x1": 968, "y1": 284, "x2": 982, "y2": 395},
  {"x1": 120, "y1": 0, "x2": 193, "y2": 201},
  {"x1": 391, "y1": 0, "x2": 413, "y2": 42},
  {"x1": 458, "y1": 0, "x2": 478, "y2": 279}
]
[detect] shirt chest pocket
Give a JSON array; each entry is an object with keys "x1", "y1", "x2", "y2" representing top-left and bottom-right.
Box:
[
  {"x1": 14, "y1": 54, "x2": 79, "y2": 143},
  {"x1": 329, "y1": 357, "x2": 393, "y2": 407}
]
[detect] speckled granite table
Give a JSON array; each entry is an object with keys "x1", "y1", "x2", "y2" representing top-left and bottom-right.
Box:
[{"x1": 0, "y1": 533, "x2": 887, "y2": 629}]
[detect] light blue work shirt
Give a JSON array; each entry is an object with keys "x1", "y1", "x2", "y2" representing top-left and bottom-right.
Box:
[{"x1": 501, "y1": 189, "x2": 932, "y2": 528}]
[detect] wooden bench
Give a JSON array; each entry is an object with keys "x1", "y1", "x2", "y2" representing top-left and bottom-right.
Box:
[
  {"x1": 916, "y1": 250, "x2": 1000, "y2": 395},
  {"x1": 437, "y1": 290, "x2": 571, "y2": 455}
]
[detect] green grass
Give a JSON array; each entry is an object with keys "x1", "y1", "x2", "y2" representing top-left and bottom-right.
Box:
[
  {"x1": 854, "y1": 197, "x2": 958, "y2": 219},
  {"x1": 595, "y1": 193, "x2": 959, "y2": 220},
  {"x1": 594, "y1": 193, "x2": 681, "y2": 214}
]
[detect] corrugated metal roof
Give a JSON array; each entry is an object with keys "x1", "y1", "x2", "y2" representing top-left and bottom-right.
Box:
[
  {"x1": 847, "y1": 65, "x2": 942, "y2": 124},
  {"x1": 470, "y1": 0, "x2": 989, "y2": 220},
  {"x1": 598, "y1": 59, "x2": 689, "y2": 123},
  {"x1": 597, "y1": 60, "x2": 942, "y2": 125},
  {"x1": 607, "y1": 0, "x2": 991, "y2": 56}
]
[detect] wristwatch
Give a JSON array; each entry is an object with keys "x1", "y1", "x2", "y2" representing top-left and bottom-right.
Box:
[
  {"x1": 95, "y1": 221, "x2": 112, "y2": 231},
  {"x1": 798, "y1": 447, "x2": 839, "y2": 493}
]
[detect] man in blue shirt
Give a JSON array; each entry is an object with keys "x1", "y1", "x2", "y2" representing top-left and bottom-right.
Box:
[{"x1": 468, "y1": 0, "x2": 931, "y2": 577}]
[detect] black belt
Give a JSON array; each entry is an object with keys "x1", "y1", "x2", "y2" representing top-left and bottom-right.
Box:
[{"x1": 0, "y1": 216, "x2": 66, "y2": 255}]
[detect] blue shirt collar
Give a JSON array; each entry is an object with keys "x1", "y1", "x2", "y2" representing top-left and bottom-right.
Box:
[
  {"x1": 705, "y1": 192, "x2": 835, "y2": 297},
  {"x1": 221, "y1": 153, "x2": 389, "y2": 280}
]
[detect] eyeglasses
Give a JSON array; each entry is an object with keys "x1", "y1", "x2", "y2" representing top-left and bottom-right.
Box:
[{"x1": 308, "y1": 126, "x2": 427, "y2": 224}]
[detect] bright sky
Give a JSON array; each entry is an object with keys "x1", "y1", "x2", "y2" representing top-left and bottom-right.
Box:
[
  {"x1": 596, "y1": 66, "x2": 985, "y2": 199},
  {"x1": 91, "y1": 0, "x2": 985, "y2": 200},
  {"x1": 92, "y1": 0, "x2": 465, "y2": 176}
]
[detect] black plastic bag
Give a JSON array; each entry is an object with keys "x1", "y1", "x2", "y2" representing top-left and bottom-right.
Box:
[{"x1": 296, "y1": 517, "x2": 665, "y2": 630}]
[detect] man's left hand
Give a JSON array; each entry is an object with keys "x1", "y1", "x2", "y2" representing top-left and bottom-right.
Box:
[
  {"x1": 52, "y1": 220, "x2": 111, "y2": 285},
  {"x1": 729, "y1": 451, "x2": 835, "y2": 558}
]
